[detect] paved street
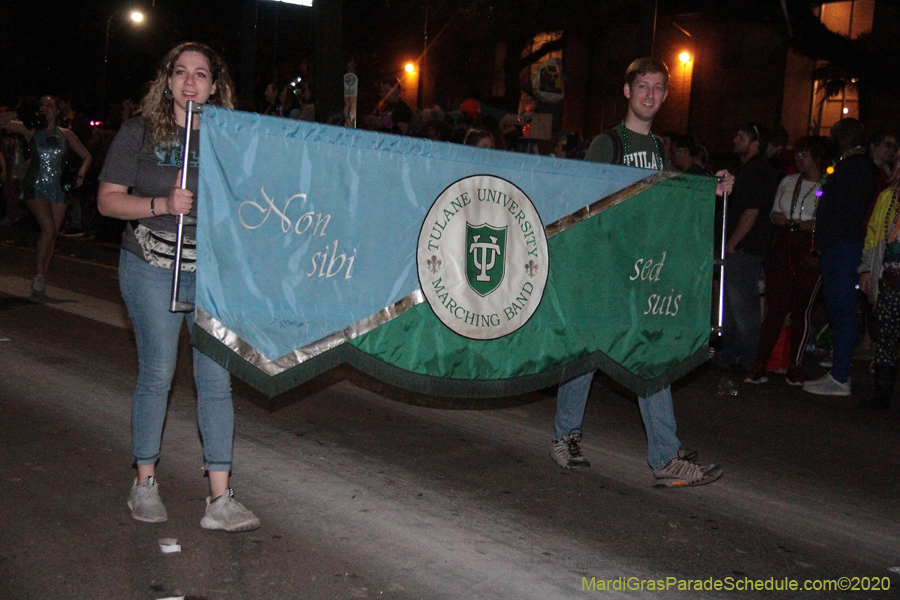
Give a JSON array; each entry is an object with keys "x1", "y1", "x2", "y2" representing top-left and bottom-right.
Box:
[{"x1": 1, "y1": 233, "x2": 899, "y2": 599}]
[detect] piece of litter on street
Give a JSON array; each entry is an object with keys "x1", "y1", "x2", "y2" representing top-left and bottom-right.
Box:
[
  {"x1": 157, "y1": 597, "x2": 185, "y2": 600},
  {"x1": 158, "y1": 538, "x2": 181, "y2": 554},
  {"x1": 0, "y1": 338, "x2": 10, "y2": 342},
  {"x1": 889, "y1": 566, "x2": 900, "y2": 574}
]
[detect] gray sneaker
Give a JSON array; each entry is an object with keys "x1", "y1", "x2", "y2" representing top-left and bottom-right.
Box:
[
  {"x1": 127, "y1": 476, "x2": 168, "y2": 523},
  {"x1": 550, "y1": 433, "x2": 591, "y2": 469},
  {"x1": 31, "y1": 274, "x2": 45, "y2": 294},
  {"x1": 200, "y1": 488, "x2": 260, "y2": 532},
  {"x1": 802, "y1": 373, "x2": 851, "y2": 396},
  {"x1": 653, "y1": 453, "x2": 722, "y2": 488}
]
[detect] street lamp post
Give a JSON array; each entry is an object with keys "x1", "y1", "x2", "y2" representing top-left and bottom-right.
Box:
[
  {"x1": 101, "y1": 9, "x2": 144, "y2": 115},
  {"x1": 678, "y1": 51, "x2": 691, "y2": 132}
]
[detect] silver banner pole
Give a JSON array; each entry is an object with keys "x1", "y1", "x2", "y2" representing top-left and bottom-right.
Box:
[
  {"x1": 713, "y1": 189, "x2": 728, "y2": 336},
  {"x1": 169, "y1": 100, "x2": 203, "y2": 313}
]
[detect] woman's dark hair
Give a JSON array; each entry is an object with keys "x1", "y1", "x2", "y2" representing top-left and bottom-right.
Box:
[
  {"x1": 794, "y1": 135, "x2": 832, "y2": 172},
  {"x1": 281, "y1": 85, "x2": 300, "y2": 116}
]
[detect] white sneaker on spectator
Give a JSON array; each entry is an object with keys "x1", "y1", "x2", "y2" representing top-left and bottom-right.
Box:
[{"x1": 802, "y1": 373, "x2": 850, "y2": 397}]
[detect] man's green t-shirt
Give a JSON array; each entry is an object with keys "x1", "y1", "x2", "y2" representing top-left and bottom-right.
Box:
[{"x1": 584, "y1": 122, "x2": 665, "y2": 170}]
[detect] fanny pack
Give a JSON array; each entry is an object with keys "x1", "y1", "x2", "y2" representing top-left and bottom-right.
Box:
[{"x1": 134, "y1": 223, "x2": 196, "y2": 272}]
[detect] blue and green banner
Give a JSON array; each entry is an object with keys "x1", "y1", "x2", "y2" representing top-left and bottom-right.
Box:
[{"x1": 192, "y1": 106, "x2": 717, "y2": 398}]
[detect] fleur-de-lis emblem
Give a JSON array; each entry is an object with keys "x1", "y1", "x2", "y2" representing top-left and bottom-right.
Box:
[
  {"x1": 524, "y1": 260, "x2": 538, "y2": 277},
  {"x1": 427, "y1": 255, "x2": 442, "y2": 274}
]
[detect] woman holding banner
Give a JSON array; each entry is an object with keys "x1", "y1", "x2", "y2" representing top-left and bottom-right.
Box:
[{"x1": 97, "y1": 42, "x2": 259, "y2": 532}]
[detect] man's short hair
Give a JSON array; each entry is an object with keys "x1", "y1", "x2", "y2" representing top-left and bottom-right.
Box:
[
  {"x1": 625, "y1": 57, "x2": 669, "y2": 88},
  {"x1": 831, "y1": 118, "x2": 865, "y2": 148},
  {"x1": 671, "y1": 133, "x2": 697, "y2": 156},
  {"x1": 739, "y1": 122, "x2": 769, "y2": 152},
  {"x1": 768, "y1": 124, "x2": 789, "y2": 150}
]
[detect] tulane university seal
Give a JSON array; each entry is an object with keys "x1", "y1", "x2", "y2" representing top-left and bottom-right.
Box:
[{"x1": 417, "y1": 174, "x2": 549, "y2": 340}]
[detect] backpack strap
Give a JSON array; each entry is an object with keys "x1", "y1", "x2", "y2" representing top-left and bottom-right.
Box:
[{"x1": 606, "y1": 125, "x2": 624, "y2": 166}]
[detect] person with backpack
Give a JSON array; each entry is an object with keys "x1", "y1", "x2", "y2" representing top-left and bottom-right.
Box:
[{"x1": 549, "y1": 57, "x2": 732, "y2": 488}]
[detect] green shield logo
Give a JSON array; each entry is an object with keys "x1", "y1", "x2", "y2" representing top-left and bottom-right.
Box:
[{"x1": 466, "y1": 223, "x2": 506, "y2": 296}]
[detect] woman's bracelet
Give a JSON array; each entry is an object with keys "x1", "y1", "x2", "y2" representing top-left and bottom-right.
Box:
[{"x1": 150, "y1": 197, "x2": 157, "y2": 216}]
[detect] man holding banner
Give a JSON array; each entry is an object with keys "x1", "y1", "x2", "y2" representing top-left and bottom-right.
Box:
[{"x1": 550, "y1": 57, "x2": 729, "y2": 488}]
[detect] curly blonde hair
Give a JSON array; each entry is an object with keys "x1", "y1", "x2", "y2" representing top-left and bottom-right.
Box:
[{"x1": 140, "y1": 42, "x2": 235, "y2": 149}]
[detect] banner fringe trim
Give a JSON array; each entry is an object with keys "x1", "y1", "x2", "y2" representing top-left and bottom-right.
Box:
[{"x1": 193, "y1": 324, "x2": 710, "y2": 400}]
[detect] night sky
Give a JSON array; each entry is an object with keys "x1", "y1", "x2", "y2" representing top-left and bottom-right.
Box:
[{"x1": 0, "y1": 0, "x2": 311, "y2": 116}]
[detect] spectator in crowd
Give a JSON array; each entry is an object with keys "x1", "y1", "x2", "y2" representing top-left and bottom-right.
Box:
[
  {"x1": 1, "y1": 96, "x2": 92, "y2": 294},
  {"x1": 858, "y1": 152, "x2": 900, "y2": 410},
  {"x1": 694, "y1": 142, "x2": 711, "y2": 173},
  {"x1": 463, "y1": 128, "x2": 494, "y2": 148},
  {"x1": 670, "y1": 134, "x2": 710, "y2": 175},
  {"x1": 658, "y1": 131, "x2": 678, "y2": 170},
  {"x1": 414, "y1": 118, "x2": 453, "y2": 142},
  {"x1": 1, "y1": 123, "x2": 27, "y2": 224},
  {"x1": 450, "y1": 98, "x2": 483, "y2": 144},
  {"x1": 279, "y1": 84, "x2": 301, "y2": 119},
  {"x1": 373, "y1": 76, "x2": 412, "y2": 135},
  {"x1": 715, "y1": 123, "x2": 778, "y2": 373},
  {"x1": 0, "y1": 149, "x2": 7, "y2": 226},
  {"x1": 767, "y1": 124, "x2": 795, "y2": 180},
  {"x1": 475, "y1": 113, "x2": 504, "y2": 150},
  {"x1": 803, "y1": 118, "x2": 881, "y2": 397},
  {"x1": 294, "y1": 79, "x2": 315, "y2": 122},
  {"x1": 868, "y1": 130, "x2": 898, "y2": 192},
  {"x1": 262, "y1": 82, "x2": 280, "y2": 116},
  {"x1": 745, "y1": 135, "x2": 831, "y2": 386},
  {"x1": 97, "y1": 42, "x2": 260, "y2": 532},
  {"x1": 58, "y1": 94, "x2": 94, "y2": 238}
]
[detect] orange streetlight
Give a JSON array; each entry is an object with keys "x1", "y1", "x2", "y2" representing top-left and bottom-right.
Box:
[
  {"x1": 402, "y1": 62, "x2": 419, "y2": 108},
  {"x1": 678, "y1": 52, "x2": 692, "y2": 130}
]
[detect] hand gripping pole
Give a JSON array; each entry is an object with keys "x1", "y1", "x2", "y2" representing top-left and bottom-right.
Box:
[{"x1": 169, "y1": 100, "x2": 203, "y2": 313}]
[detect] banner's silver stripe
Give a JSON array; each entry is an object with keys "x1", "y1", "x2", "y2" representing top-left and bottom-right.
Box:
[
  {"x1": 197, "y1": 172, "x2": 674, "y2": 374},
  {"x1": 196, "y1": 289, "x2": 426, "y2": 375},
  {"x1": 545, "y1": 170, "x2": 676, "y2": 238}
]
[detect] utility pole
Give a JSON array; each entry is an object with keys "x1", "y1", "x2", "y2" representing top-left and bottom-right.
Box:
[
  {"x1": 239, "y1": 0, "x2": 258, "y2": 108},
  {"x1": 638, "y1": 0, "x2": 658, "y2": 57},
  {"x1": 314, "y1": 0, "x2": 344, "y2": 123}
]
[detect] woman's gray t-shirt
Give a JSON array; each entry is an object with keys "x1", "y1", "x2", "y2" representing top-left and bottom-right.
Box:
[{"x1": 99, "y1": 117, "x2": 200, "y2": 262}]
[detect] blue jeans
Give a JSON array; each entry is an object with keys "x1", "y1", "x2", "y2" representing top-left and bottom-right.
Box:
[
  {"x1": 119, "y1": 250, "x2": 234, "y2": 471},
  {"x1": 555, "y1": 372, "x2": 680, "y2": 470},
  {"x1": 819, "y1": 241, "x2": 864, "y2": 383},
  {"x1": 719, "y1": 252, "x2": 765, "y2": 370}
]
